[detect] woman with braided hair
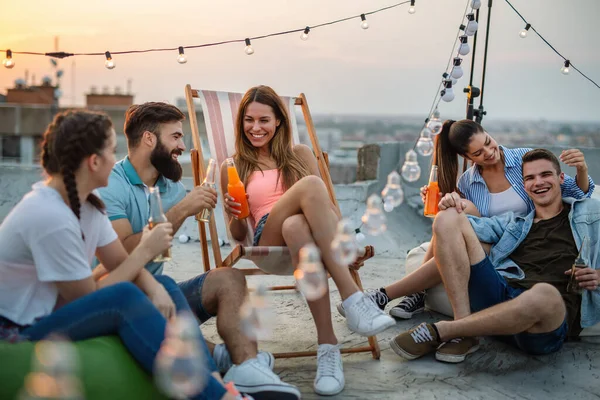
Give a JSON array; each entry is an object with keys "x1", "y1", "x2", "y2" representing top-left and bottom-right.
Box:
[{"x1": 0, "y1": 110, "x2": 251, "y2": 400}]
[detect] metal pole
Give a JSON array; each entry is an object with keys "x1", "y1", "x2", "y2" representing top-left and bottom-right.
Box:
[
  {"x1": 465, "y1": 9, "x2": 480, "y2": 120},
  {"x1": 475, "y1": 0, "x2": 493, "y2": 123}
]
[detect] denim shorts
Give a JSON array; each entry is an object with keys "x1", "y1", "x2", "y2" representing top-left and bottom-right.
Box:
[
  {"x1": 468, "y1": 256, "x2": 568, "y2": 355},
  {"x1": 176, "y1": 272, "x2": 214, "y2": 323},
  {"x1": 253, "y1": 213, "x2": 269, "y2": 246}
]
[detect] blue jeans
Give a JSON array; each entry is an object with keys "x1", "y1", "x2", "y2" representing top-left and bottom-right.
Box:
[
  {"x1": 20, "y1": 275, "x2": 226, "y2": 400},
  {"x1": 468, "y1": 257, "x2": 568, "y2": 355},
  {"x1": 253, "y1": 213, "x2": 269, "y2": 246},
  {"x1": 177, "y1": 272, "x2": 214, "y2": 323}
]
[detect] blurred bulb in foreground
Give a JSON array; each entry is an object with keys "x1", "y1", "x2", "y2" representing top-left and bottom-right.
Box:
[
  {"x1": 401, "y1": 149, "x2": 421, "y2": 182},
  {"x1": 427, "y1": 108, "x2": 443, "y2": 134},
  {"x1": 416, "y1": 127, "x2": 434, "y2": 156},
  {"x1": 361, "y1": 195, "x2": 387, "y2": 235},
  {"x1": 355, "y1": 228, "x2": 366, "y2": 243},
  {"x1": 240, "y1": 284, "x2": 274, "y2": 340},
  {"x1": 295, "y1": 244, "x2": 328, "y2": 300},
  {"x1": 381, "y1": 170, "x2": 404, "y2": 212},
  {"x1": 331, "y1": 219, "x2": 359, "y2": 265}
]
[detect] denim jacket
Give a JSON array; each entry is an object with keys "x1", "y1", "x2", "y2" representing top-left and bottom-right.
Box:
[{"x1": 468, "y1": 197, "x2": 600, "y2": 328}]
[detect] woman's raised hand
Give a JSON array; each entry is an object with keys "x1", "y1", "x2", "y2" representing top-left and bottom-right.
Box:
[
  {"x1": 224, "y1": 193, "x2": 249, "y2": 220},
  {"x1": 560, "y1": 148, "x2": 588, "y2": 171}
]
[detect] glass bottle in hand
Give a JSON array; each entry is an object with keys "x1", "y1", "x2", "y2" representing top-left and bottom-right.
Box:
[
  {"x1": 198, "y1": 158, "x2": 217, "y2": 223},
  {"x1": 567, "y1": 236, "x2": 590, "y2": 294},
  {"x1": 148, "y1": 186, "x2": 172, "y2": 262}
]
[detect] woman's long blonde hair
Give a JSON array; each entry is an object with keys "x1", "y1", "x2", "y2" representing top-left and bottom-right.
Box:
[{"x1": 234, "y1": 85, "x2": 310, "y2": 190}]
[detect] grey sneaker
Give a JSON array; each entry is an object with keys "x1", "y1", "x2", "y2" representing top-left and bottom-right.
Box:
[
  {"x1": 336, "y1": 288, "x2": 389, "y2": 317},
  {"x1": 213, "y1": 343, "x2": 274, "y2": 374},
  {"x1": 389, "y1": 291, "x2": 425, "y2": 319}
]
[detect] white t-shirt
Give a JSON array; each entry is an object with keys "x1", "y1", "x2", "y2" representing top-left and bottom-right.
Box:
[
  {"x1": 488, "y1": 186, "x2": 529, "y2": 217},
  {"x1": 0, "y1": 182, "x2": 117, "y2": 326}
]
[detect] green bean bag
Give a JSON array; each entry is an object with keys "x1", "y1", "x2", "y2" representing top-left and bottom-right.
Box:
[{"x1": 0, "y1": 336, "x2": 168, "y2": 400}]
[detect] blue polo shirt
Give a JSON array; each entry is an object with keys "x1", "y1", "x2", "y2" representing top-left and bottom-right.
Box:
[{"x1": 98, "y1": 156, "x2": 186, "y2": 275}]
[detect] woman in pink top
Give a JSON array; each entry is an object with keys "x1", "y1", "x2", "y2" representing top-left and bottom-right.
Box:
[{"x1": 220, "y1": 85, "x2": 394, "y2": 396}]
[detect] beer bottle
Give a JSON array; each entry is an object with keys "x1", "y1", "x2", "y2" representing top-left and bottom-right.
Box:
[
  {"x1": 567, "y1": 236, "x2": 590, "y2": 294},
  {"x1": 148, "y1": 186, "x2": 172, "y2": 262},
  {"x1": 198, "y1": 158, "x2": 217, "y2": 223}
]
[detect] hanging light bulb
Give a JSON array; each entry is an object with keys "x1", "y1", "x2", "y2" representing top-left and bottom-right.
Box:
[
  {"x1": 415, "y1": 127, "x2": 434, "y2": 157},
  {"x1": 244, "y1": 38, "x2": 254, "y2": 55},
  {"x1": 443, "y1": 72, "x2": 457, "y2": 86},
  {"x1": 360, "y1": 14, "x2": 369, "y2": 29},
  {"x1": 155, "y1": 312, "x2": 207, "y2": 399},
  {"x1": 355, "y1": 228, "x2": 366, "y2": 243},
  {"x1": 300, "y1": 26, "x2": 310, "y2": 41},
  {"x1": 331, "y1": 219, "x2": 359, "y2": 265},
  {"x1": 361, "y1": 195, "x2": 387, "y2": 236},
  {"x1": 401, "y1": 149, "x2": 421, "y2": 182},
  {"x1": 104, "y1": 51, "x2": 115, "y2": 70},
  {"x1": 177, "y1": 46, "x2": 187, "y2": 64},
  {"x1": 561, "y1": 60, "x2": 570, "y2": 75},
  {"x1": 465, "y1": 13, "x2": 478, "y2": 36},
  {"x1": 427, "y1": 108, "x2": 443, "y2": 135},
  {"x1": 471, "y1": 0, "x2": 481, "y2": 10},
  {"x1": 3, "y1": 50, "x2": 15, "y2": 69},
  {"x1": 381, "y1": 170, "x2": 404, "y2": 212},
  {"x1": 240, "y1": 284, "x2": 274, "y2": 340},
  {"x1": 408, "y1": 0, "x2": 416, "y2": 14},
  {"x1": 294, "y1": 244, "x2": 328, "y2": 300},
  {"x1": 519, "y1": 23, "x2": 531, "y2": 38},
  {"x1": 441, "y1": 79, "x2": 455, "y2": 102},
  {"x1": 458, "y1": 35, "x2": 470, "y2": 56},
  {"x1": 451, "y1": 57, "x2": 464, "y2": 79}
]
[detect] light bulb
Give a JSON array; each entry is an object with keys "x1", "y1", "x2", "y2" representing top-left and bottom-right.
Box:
[
  {"x1": 240, "y1": 284, "x2": 274, "y2": 340},
  {"x1": 458, "y1": 35, "x2": 470, "y2": 56},
  {"x1": 177, "y1": 46, "x2": 187, "y2": 64},
  {"x1": 360, "y1": 14, "x2": 369, "y2": 29},
  {"x1": 561, "y1": 60, "x2": 570, "y2": 75},
  {"x1": 381, "y1": 170, "x2": 404, "y2": 211},
  {"x1": 408, "y1": 0, "x2": 416, "y2": 14},
  {"x1": 465, "y1": 13, "x2": 478, "y2": 36},
  {"x1": 104, "y1": 51, "x2": 115, "y2": 70},
  {"x1": 331, "y1": 219, "x2": 359, "y2": 265},
  {"x1": 471, "y1": 0, "x2": 481, "y2": 9},
  {"x1": 401, "y1": 149, "x2": 421, "y2": 182},
  {"x1": 451, "y1": 57, "x2": 463, "y2": 79},
  {"x1": 178, "y1": 234, "x2": 190, "y2": 243},
  {"x1": 519, "y1": 23, "x2": 531, "y2": 38},
  {"x1": 361, "y1": 195, "x2": 387, "y2": 236},
  {"x1": 301, "y1": 26, "x2": 310, "y2": 41},
  {"x1": 244, "y1": 38, "x2": 254, "y2": 55},
  {"x1": 427, "y1": 109, "x2": 443, "y2": 134},
  {"x1": 355, "y1": 229, "x2": 366, "y2": 242},
  {"x1": 441, "y1": 79, "x2": 455, "y2": 102},
  {"x1": 416, "y1": 127, "x2": 434, "y2": 156},
  {"x1": 3, "y1": 50, "x2": 14, "y2": 69},
  {"x1": 155, "y1": 312, "x2": 207, "y2": 399},
  {"x1": 295, "y1": 244, "x2": 328, "y2": 300}
]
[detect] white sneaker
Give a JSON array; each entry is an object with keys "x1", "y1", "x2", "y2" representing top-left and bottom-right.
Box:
[
  {"x1": 314, "y1": 344, "x2": 344, "y2": 396},
  {"x1": 345, "y1": 293, "x2": 396, "y2": 336},
  {"x1": 213, "y1": 343, "x2": 274, "y2": 374},
  {"x1": 223, "y1": 358, "x2": 301, "y2": 400}
]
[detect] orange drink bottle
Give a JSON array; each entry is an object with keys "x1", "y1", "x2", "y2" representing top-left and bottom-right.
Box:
[
  {"x1": 424, "y1": 165, "x2": 440, "y2": 218},
  {"x1": 226, "y1": 158, "x2": 250, "y2": 219}
]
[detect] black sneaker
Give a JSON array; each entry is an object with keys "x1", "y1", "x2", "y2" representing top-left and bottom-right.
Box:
[
  {"x1": 389, "y1": 291, "x2": 425, "y2": 319},
  {"x1": 336, "y1": 288, "x2": 389, "y2": 317}
]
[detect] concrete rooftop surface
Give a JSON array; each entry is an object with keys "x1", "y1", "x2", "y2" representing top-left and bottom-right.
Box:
[{"x1": 165, "y1": 211, "x2": 600, "y2": 400}]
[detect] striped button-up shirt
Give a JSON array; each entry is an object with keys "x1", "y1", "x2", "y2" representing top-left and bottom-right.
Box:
[{"x1": 458, "y1": 146, "x2": 595, "y2": 217}]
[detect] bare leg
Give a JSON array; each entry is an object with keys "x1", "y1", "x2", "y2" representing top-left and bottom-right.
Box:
[
  {"x1": 258, "y1": 176, "x2": 358, "y2": 300},
  {"x1": 282, "y1": 215, "x2": 337, "y2": 345},
  {"x1": 201, "y1": 268, "x2": 257, "y2": 365},
  {"x1": 385, "y1": 257, "x2": 441, "y2": 300},
  {"x1": 436, "y1": 283, "x2": 566, "y2": 340},
  {"x1": 432, "y1": 208, "x2": 487, "y2": 320}
]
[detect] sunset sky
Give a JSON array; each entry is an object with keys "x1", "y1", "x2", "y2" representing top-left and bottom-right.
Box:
[{"x1": 1, "y1": 0, "x2": 599, "y2": 122}]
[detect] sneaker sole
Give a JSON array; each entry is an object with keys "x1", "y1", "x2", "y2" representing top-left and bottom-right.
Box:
[
  {"x1": 350, "y1": 317, "x2": 396, "y2": 337},
  {"x1": 389, "y1": 337, "x2": 423, "y2": 360},
  {"x1": 389, "y1": 306, "x2": 425, "y2": 319},
  {"x1": 336, "y1": 303, "x2": 346, "y2": 318},
  {"x1": 314, "y1": 379, "x2": 345, "y2": 396},
  {"x1": 236, "y1": 384, "x2": 301, "y2": 400},
  {"x1": 435, "y1": 344, "x2": 480, "y2": 363}
]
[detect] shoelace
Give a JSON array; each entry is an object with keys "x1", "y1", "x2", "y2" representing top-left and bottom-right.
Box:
[
  {"x1": 317, "y1": 344, "x2": 342, "y2": 377},
  {"x1": 448, "y1": 338, "x2": 463, "y2": 344},
  {"x1": 365, "y1": 289, "x2": 389, "y2": 308},
  {"x1": 398, "y1": 292, "x2": 424, "y2": 310},
  {"x1": 357, "y1": 295, "x2": 386, "y2": 318},
  {"x1": 410, "y1": 323, "x2": 434, "y2": 344}
]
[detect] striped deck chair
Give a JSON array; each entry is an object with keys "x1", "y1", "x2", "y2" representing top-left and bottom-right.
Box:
[{"x1": 184, "y1": 85, "x2": 379, "y2": 359}]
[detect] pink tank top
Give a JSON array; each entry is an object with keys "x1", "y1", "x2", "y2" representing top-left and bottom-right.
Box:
[{"x1": 246, "y1": 169, "x2": 285, "y2": 229}]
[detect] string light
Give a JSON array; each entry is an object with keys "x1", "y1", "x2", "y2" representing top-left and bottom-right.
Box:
[
  {"x1": 244, "y1": 38, "x2": 254, "y2": 55},
  {"x1": 177, "y1": 46, "x2": 187, "y2": 64},
  {"x1": 408, "y1": 0, "x2": 416, "y2": 14},
  {"x1": 2, "y1": 50, "x2": 14, "y2": 69},
  {"x1": 451, "y1": 57, "x2": 463, "y2": 79},
  {"x1": 443, "y1": 72, "x2": 457, "y2": 86},
  {"x1": 415, "y1": 127, "x2": 434, "y2": 156},
  {"x1": 441, "y1": 79, "x2": 455, "y2": 102},
  {"x1": 401, "y1": 149, "x2": 421, "y2": 182},
  {"x1": 355, "y1": 228, "x2": 365, "y2": 243},
  {"x1": 519, "y1": 23, "x2": 531, "y2": 38},
  {"x1": 458, "y1": 35, "x2": 470, "y2": 56},
  {"x1": 104, "y1": 51, "x2": 115, "y2": 69},
  {"x1": 561, "y1": 60, "x2": 570, "y2": 75},
  {"x1": 427, "y1": 108, "x2": 443, "y2": 134},
  {"x1": 465, "y1": 13, "x2": 478, "y2": 36},
  {"x1": 360, "y1": 14, "x2": 369, "y2": 30},
  {"x1": 471, "y1": 0, "x2": 481, "y2": 10},
  {"x1": 300, "y1": 26, "x2": 310, "y2": 41}
]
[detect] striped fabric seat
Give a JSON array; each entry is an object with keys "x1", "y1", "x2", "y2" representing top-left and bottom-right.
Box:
[{"x1": 196, "y1": 90, "x2": 300, "y2": 275}]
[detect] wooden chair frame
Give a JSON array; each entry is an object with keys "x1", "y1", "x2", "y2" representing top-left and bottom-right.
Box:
[{"x1": 184, "y1": 84, "x2": 380, "y2": 360}]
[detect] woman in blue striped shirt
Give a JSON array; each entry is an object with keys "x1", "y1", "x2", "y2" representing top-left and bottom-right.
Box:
[{"x1": 338, "y1": 119, "x2": 595, "y2": 321}]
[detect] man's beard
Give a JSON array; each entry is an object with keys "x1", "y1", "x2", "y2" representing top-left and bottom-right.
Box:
[{"x1": 150, "y1": 139, "x2": 183, "y2": 182}]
